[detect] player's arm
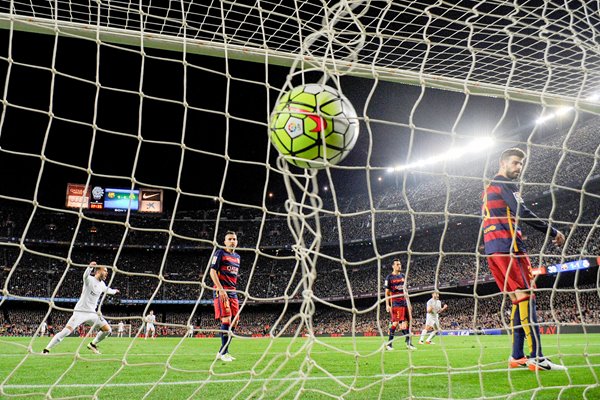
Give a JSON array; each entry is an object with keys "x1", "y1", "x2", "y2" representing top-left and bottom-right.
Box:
[
  {"x1": 440, "y1": 303, "x2": 448, "y2": 313},
  {"x1": 104, "y1": 285, "x2": 119, "y2": 295},
  {"x1": 384, "y1": 288, "x2": 392, "y2": 312},
  {"x1": 499, "y1": 182, "x2": 564, "y2": 246},
  {"x1": 83, "y1": 261, "x2": 96, "y2": 285}
]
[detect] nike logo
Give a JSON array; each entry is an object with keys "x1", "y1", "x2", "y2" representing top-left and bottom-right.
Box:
[
  {"x1": 307, "y1": 114, "x2": 327, "y2": 133},
  {"x1": 142, "y1": 193, "x2": 160, "y2": 200}
]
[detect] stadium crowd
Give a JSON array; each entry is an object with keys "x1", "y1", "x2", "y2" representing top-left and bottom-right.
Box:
[
  {"x1": 2, "y1": 283, "x2": 599, "y2": 337},
  {"x1": 0, "y1": 116, "x2": 599, "y2": 336}
]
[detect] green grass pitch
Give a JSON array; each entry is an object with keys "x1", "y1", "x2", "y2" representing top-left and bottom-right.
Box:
[{"x1": 0, "y1": 334, "x2": 598, "y2": 399}]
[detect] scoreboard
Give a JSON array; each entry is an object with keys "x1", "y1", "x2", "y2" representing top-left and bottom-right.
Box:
[
  {"x1": 104, "y1": 188, "x2": 139, "y2": 211},
  {"x1": 532, "y1": 258, "x2": 599, "y2": 276},
  {"x1": 66, "y1": 183, "x2": 162, "y2": 213}
]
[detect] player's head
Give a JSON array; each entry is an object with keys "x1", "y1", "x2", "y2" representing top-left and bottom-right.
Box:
[
  {"x1": 432, "y1": 291, "x2": 439, "y2": 300},
  {"x1": 93, "y1": 265, "x2": 109, "y2": 281},
  {"x1": 224, "y1": 231, "x2": 238, "y2": 252},
  {"x1": 149, "y1": 310, "x2": 154, "y2": 315},
  {"x1": 392, "y1": 258, "x2": 402, "y2": 273},
  {"x1": 499, "y1": 147, "x2": 526, "y2": 180}
]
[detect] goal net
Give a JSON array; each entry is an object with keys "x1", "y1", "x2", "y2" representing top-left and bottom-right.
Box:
[
  {"x1": 109, "y1": 323, "x2": 132, "y2": 338},
  {"x1": 0, "y1": 0, "x2": 599, "y2": 399}
]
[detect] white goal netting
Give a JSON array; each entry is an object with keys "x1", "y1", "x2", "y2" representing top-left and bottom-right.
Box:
[{"x1": 0, "y1": 1, "x2": 599, "y2": 399}]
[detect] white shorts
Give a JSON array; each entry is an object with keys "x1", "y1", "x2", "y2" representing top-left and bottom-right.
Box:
[
  {"x1": 146, "y1": 323, "x2": 155, "y2": 333},
  {"x1": 66, "y1": 311, "x2": 108, "y2": 331},
  {"x1": 425, "y1": 315, "x2": 440, "y2": 329}
]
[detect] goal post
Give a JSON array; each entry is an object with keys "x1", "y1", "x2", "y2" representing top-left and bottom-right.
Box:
[
  {"x1": 0, "y1": 1, "x2": 599, "y2": 399},
  {"x1": 108, "y1": 323, "x2": 132, "y2": 338}
]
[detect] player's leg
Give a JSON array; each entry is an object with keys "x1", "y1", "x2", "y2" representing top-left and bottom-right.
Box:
[
  {"x1": 215, "y1": 296, "x2": 233, "y2": 361},
  {"x1": 426, "y1": 320, "x2": 439, "y2": 343},
  {"x1": 44, "y1": 312, "x2": 86, "y2": 353},
  {"x1": 419, "y1": 323, "x2": 430, "y2": 344},
  {"x1": 508, "y1": 295, "x2": 527, "y2": 368},
  {"x1": 222, "y1": 299, "x2": 239, "y2": 358},
  {"x1": 502, "y1": 254, "x2": 566, "y2": 371},
  {"x1": 401, "y1": 320, "x2": 416, "y2": 349},
  {"x1": 397, "y1": 307, "x2": 415, "y2": 349},
  {"x1": 505, "y1": 256, "x2": 542, "y2": 359},
  {"x1": 88, "y1": 317, "x2": 112, "y2": 354},
  {"x1": 387, "y1": 315, "x2": 398, "y2": 350},
  {"x1": 489, "y1": 254, "x2": 526, "y2": 366}
]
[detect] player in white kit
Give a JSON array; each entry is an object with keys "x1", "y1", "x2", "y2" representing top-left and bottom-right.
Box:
[
  {"x1": 40, "y1": 321, "x2": 47, "y2": 337},
  {"x1": 144, "y1": 310, "x2": 156, "y2": 340},
  {"x1": 117, "y1": 321, "x2": 125, "y2": 338},
  {"x1": 419, "y1": 292, "x2": 447, "y2": 344},
  {"x1": 43, "y1": 262, "x2": 119, "y2": 354}
]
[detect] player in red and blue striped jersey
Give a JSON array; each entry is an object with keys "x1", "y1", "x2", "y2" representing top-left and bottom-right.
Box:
[
  {"x1": 384, "y1": 259, "x2": 416, "y2": 351},
  {"x1": 482, "y1": 148, "x2": 566, "y2": 371},
  {"x1": 209, "y1": 231, "x2": 241, "y2": 362}
]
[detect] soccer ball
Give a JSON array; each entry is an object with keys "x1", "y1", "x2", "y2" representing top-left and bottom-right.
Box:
[{"x1": 270, "y1": 84, "x2": 359, "y2": 169}]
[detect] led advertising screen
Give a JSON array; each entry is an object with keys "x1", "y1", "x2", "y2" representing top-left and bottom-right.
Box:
[
  {"x1": 103, "y1": 188, "x2": 139, "y2": 211},
  {"x1": 65, "y1": 183, "x2": 91, "y2": 209},
  {"x1": 139, "y1": 188, "x2": 163, "y2": 213},
  {"x1": 546, "y1": 259, "x2": 590, "y2": 275},
  {"x1": 533, "y1": 258, "x2": 597, "y2": 276}
]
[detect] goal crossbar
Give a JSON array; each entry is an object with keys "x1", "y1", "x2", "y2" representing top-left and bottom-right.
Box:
[{"x1": 1, "y1": 13, "x2": 599, "y2": 114}]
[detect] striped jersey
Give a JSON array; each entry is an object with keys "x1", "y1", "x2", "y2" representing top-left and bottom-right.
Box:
[
  {"x1": 384, "y1": 273, "x2": 407, "y2": 307},
  {"x1": 482, "y1": 175, "x2": 557, "y2": 254},
  {"x1": 210, "y1": 248, "x2": 240, "y2": 298}
]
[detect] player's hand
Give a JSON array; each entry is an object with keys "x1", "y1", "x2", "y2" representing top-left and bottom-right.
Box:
[
  {"x1": 114, "y1": 289, "x2": 120, "y2": 294},
  {"x1": 385, "y1": 304, "x2": 391, "y2": 313},
  {"x1": 219, "y1": 289, "x2": 229, "y2": 302},
  {"x1": 553, "y1": 231, "x2": 565, "y2": 247}
]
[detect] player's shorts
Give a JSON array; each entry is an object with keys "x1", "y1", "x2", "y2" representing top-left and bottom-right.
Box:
[
  {"x1": 488, "y1": 253, "x2": 533, "y2": 293},
  {"x1": 65, "y1": 311, "x2": 108, "y2": 331},
  {"x1": 145, "y1": 323, "x2": 155, "y2": 333},
  {"x1": 425, "y1": 315, "x2": 440, "y2": 328},
  {"x1": 214, "y1": 296, "x2": 239, "y2": 320},
  {"x1": 390, "y1": 306, "x2": 409, "y2": 322}
]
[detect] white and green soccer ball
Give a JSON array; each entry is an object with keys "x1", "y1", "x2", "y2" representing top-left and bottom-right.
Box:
[{"x1": 270, "y1": 84, "x2": 359, "y2": 169}]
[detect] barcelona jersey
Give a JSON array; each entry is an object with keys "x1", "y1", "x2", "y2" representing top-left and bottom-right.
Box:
[
  {"x1": 384, "y1": 273, "x2": 406, "y2": 307},
  {"x1": 482, "y1": 175, "x2": 558, "y2": 254},
  {"x1": 210, "y1": 249, "x2": 240, "y2": 298}
]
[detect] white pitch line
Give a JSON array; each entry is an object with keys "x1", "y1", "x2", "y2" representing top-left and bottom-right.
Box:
[{"x1": 2, "y1": 364, "x2": 597, "y2": 390}]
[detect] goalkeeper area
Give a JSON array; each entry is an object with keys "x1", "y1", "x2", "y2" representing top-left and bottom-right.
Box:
[{"x1": 1, "y1": 335, "x2": 599, "y2": 399}]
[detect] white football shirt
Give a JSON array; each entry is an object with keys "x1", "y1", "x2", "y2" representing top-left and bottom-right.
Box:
[
  {"x1": 427, "y1": 299, "x2": 442, "y2": 316},
  {"x1": 74, "y1": 267, "x2": 117, "y2": 312}
]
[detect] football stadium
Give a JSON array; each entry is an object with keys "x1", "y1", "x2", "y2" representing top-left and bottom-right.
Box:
[{"x1": 0, "y1": 1, "x2": 599, "y2": 399}]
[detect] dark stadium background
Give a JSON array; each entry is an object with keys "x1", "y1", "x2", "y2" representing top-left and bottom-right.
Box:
[{"x1": 0, "y1": 29, "x2": 560, "y2": 211}]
